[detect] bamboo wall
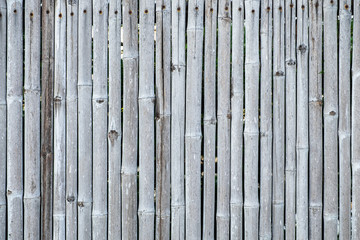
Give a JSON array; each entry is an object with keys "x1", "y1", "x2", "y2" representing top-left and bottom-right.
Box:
[{"x1": 0, "y1": 0, "x2": 358, "y2": 239}]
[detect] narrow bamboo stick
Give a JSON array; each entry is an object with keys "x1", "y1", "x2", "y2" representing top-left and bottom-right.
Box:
[
  {"x1": 259, "y1": 1, "x2": 272, "y2": 239},
  {"x1": 6, "y1": 0, "x2": 24, "y2": 239},
  {"x1": 244, "y1": 0, "x2": 260, "y2": 239},
  {"x1": 108, "y1": 0, "x2": 122, "y2": 238},
  {"x1": 203, "y1": 0, "x2": 217, "y2": 238}
]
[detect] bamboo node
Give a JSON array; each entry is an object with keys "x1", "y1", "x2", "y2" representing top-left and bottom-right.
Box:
[
  {"x1": 54, "y1": 96, "x2": 62, "y2": 102},
  {"x1": 67, "y1": 196, "x2": 75, "y2": 202},
  {"x1": 298, "y1": 44, "x2": 307, "y2": 54}
]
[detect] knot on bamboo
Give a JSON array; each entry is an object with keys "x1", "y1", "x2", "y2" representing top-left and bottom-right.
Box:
[
  {"x1": 287, "y1": 59, "x2": 296, "y2": 65},
  {"x1": 68, "y1": 0, "x2": 77, "y2": 5},
  {"x1": 275, "y1": 71, "x2": 284, "y2": 76},
  {"x1": 298, "y1": 44, "x2": 307, "y2": 54},
  {"x1": 67, "y1": 196, "x2": 75, "y2": 202},
  {"x1": 108, "y1": 130, "x2": 119, "y2": 142},
  {"x1": 54, "y1": 96, "x2": 62, "y2": 103}
]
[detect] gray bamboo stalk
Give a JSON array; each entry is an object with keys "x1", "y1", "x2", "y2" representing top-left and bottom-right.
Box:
[
  {"x1": 122, "y1": 0, "x2": 139, "y2": 237},
  {"x1": 285, "y1": 1, "x2": 296, "y2": 239},
  {"x1": 185, "y1": 0, "x2": 204, "y2": 238},
  {"x1": 65, "y1": 1, "x2": 78, "y2": 239},
  {"x1": 296, "y1": 1, "x2": 309, "y2": 238},
  {"x1": 0, "y1": 0, "x2": 6, "y2": 238},
  {"x1": 24, "y1": 0, "x2": 41, "y2": 238},
  {"x1": 138, "y1": 0, "x2": 155, "y2": 237},
  {"x1": 78, "y1": 0, "x2": 93, "y2": 238},
  {"x1": 6, "y1": 0, "x2": 24, "y2": 239},
  {"x1": 92, "y1": 1, "x2": 108, "y2": 239},
  {"x1": 203, "y1": 0, "x2": 217, "y2": 238},
  {"x1": 309, "y1": 1, "x2": 323, "y2": 239},
  {"x1": 155, "y1": 0, "x2": 171, "y2": 238},
  {"x1": 259, "y1": 0, "x2": 272, "y2": 239},
  {"x1": 339, "y1": 1, "x2": 351, "y2": 239},
  {"x1": 244, "y1": 0, "x2": 260, "y2": 239},
  {"x1": 323, "y1": 1, "x2": 338, "y2": 239},
  {"x1": 217, "y1": 0, "x2": 231, "y2": 238},
  {"x1": 230, "y1": 0, "x2": 244, "y2": 239},
  {"x1": 108, "y1": 0, "x2": 122, "y2": 238},
  {"x1": 170, "y1": 0, "x2": 186, "y2": 237}
]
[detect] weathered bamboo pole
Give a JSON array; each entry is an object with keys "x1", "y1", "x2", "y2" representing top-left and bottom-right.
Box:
[
  {"x1": 244, "y1": 0, "x2": 260, "y2": 238},
  {"x1": 296, "y1": 1, "x2": 309, "y2": 238},
  {"x1": 185, "y1": 0, "x2": 204, "y2": 238},
  {"x1": 259, "y1": 1, "x2": 272, "y2": 239},
  {"x1": 230, "y1": 0, "x2": 244, "y2": 239},
  {"x1": 285, "y1": 1, "x2": 296, "y2": 239},
  {"x1": 6, "y1": 0, "x2": 24, "y2": 239},
  {"x1": 203, "y1": 0, "x2": 217, "y2": 238},
  {"x1": 24, "y1": 0, "x2": 41, "y2": 238},
  {"x1": 323, "y1": 1, "x2": 338, "y2": 239},
  {"x1": 65, "y1": 1, "x2": 78, "y2": 239},
  {"x1": 339, "y1": 1, "x2": 351, "y2": 239},
  {"x1": 108, "y1": 0, "x2": 122, "y2": 238},
  {"x1": 170, "y1": 0, "x2": 186, "y2": 237},
  {"x1": 155, "y1": 0, "x2": 171, "y2": 238},
  {"x1": 308, "y1": 0, "x2": 323, "y2": 239},
  {"x1": 122, "y1": 0, "x2": 139, "y2": 237},
  {"x1": 78, "y1": 0, "x2": 93, "y2": 238}
]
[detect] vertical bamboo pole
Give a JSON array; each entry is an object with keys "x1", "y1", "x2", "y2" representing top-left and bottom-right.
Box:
[
  {"x1": 296, "y1": 1, "x2": 309, "y2": 238},
  {"x1": 230, "y1": 0, "x2": 244, "y2": 239},
  {"x1": 122, "y1": 0, "x2": 139, "y2": 237},
  {"x1": 203, "y1": 0, "x2": 217, "y2": 238},
  {"x1": 285, "y1": 1, "x2": 296, "y2": 239},
  {"x1": 24, "y1": 0, "x2": 41, "y2": 238},
  {"x1": 78, "y1": 0, "x2": 93, "y2": 238},
  {"x1": 108, "y1": 0, "x2": 122, "y2": 238},
  {"x1": 185, "y1": 0, "x2": 204, "y2": 238},
  {"x1": 259, "y1": 1, "x2": 272, "y2": 239},
  {"x1": 244, "y1": 0, "x2": 260, "y2": 239},
  {"x1": 339, "y1": 1, "x2": 351, "y2": 239},
  {"x1": 171, "y1": 0, "x2": 186, "y2": 237},
  {"x1": 323, "y1": 1, "x2": 338, "y2": 239},
  {"x1": 308, "y1": 1, "x2": 323, "y2": 239},
  {"x1": 65, "y1": 1, "x2": 78, "y2": 239},
  {"x1": 6, "y1": 0, "x2": 24, "y2": 238},
  {"x1": 155, "y1": 0, "x2": 171, "y2": 238}
]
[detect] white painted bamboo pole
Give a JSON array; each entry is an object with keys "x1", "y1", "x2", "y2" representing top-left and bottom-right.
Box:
[
  {"x1": 285, "y1": 1, "x2": 296, "y2": 239},
  {"x1": 122, "y1": 0, "x2": 139, "y2": 237},
  {"x1": 230, "y1": 0, "x2": 244, "y2": 239},
  {"x1": 77, "y1": 0, "x2": 93, "y2": 238},
  {"x1": 92, "y1": 1, "x2": 108, "y2": 239},
  {"x1": 323, "y1": 1, "x2": 338, "y2": 239},
  {"x1": 185, "y1": 0, "x2": 204, "y2": 238},
  {"x1": 6, "y1": 0, "x2": 24, "y2": 239},
  {"x1": 339, "y1": 1, "x2": 351, "y2": 239},
  {"x1": 170, "y1": 0, "x2": 186, "y2": 237},
  {"x1": 108, "y1": 0, "x2": 122, "y2": 239},
  {"x1": 259, "y1": 1, "x2": 272, "y2": 239},
  {"x1": 65, "y1": 1, "x2": 78, "y2": 239},
  {"x1": 203, "y1": 0, "x2": 217, "y2": 238},
  {"x1": 308, "y1": 1, "x2": 323, "y2": 239},
  {"x1": 155, "y1": 0, "x2": 171, "y2": 238},
  {"x1": 24, "y1": 0, "x2": 41, "y2": 238},
  {"x1": 296, "y1": 1, "x2": 309, "y2": 238}
]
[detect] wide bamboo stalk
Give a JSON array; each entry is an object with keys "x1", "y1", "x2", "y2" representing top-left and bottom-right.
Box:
[
  {"x1": 230, "y1": 0, "x2": 244, "y2": 239},
  {"x1": 203, "y1": 0, "x2": 217, "y2": 238},
  {"x1": 122, "y1": 0, "x2": 139, "y2": 237},
  {"x1": 308, "y1": 1, "x2": 323, "y2": 239},
  {"x1": 259, "y1": 1, "x2": 272, "y2": 239},
  {"x1": 244, "y1": 0, "x2": 260, "y2": 239},
  {"x1": 108, "y1": 0, "x2": 122, "y2": 238},
  {"x1": 155, "y1": 0, "x2": 171, "y2": 238},
  {"x1": 24, "y1": 0, "x2": 41, "y2": 238},
  {"x1": 285, "y1": 1, "x2": 296, "y2": 239},
  {"x1": 296, "y1": 1, "x2": 309, "y2": 238},
  {"x1": 170, "y1": 0, "x2": 186, "y2": 237},
  {"x1": 65, "y1": 1, "x2": 78, "y2": 239},
  {"x1": 77, "y1": 0, "x2": 93, "y2": 238},
  {"x1": 339, "y1": 1, "x2": 351, "y2": 239},
  {"x1": 185, "y1": 0, "x2": 204, "y2": 238},
  {"x1": 323, "y1": 1, "x2": 338, "y2": 239},
  {"x1": 6, "y1": 0, "x2": 24, "y2": 238}
]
